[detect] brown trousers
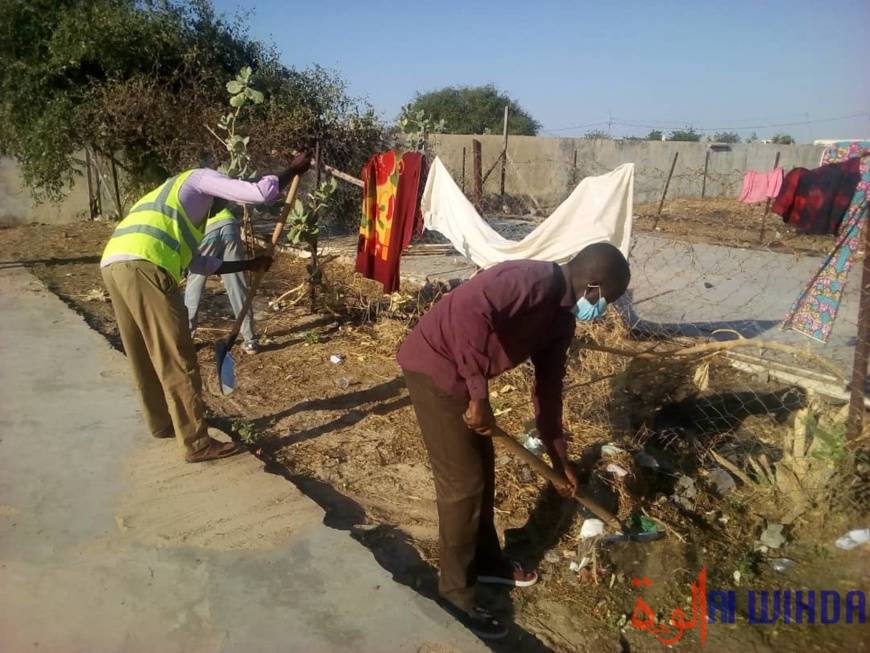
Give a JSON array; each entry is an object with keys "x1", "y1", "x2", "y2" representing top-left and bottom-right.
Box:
[
  {"x1": 403, "y1": 370, "x2": 506, "y2": 613},
  {"x1": 101, "y1": 260, "x2": 211, "y2": 456}
]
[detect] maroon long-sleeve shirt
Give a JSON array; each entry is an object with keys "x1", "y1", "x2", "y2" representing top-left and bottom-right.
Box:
[{"x1": 397, "y1": 260, "x2": 576, "y2": 456}]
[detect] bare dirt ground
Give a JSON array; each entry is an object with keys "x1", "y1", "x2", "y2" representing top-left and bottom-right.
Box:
[
  {"x1": 1, "y1": 216, "x2": 867, "y2": 653},
  {"x1": 634, "y1": 197, "x2": 838, "y2": 256}
]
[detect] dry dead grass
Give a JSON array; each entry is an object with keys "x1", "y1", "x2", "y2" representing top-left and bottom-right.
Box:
[{"x1": 634, "y1": 196, "x2": 837, "y2": 255}]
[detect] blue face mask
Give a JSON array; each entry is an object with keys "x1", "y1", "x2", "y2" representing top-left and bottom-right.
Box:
[{"x1": 571, "y1": 286, "x2": 607, "y2": 321}]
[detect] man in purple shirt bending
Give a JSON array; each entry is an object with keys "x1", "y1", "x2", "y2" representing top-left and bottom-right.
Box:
[{"x1": 397, "y1": 242, "x2": 630, "y2": 640}]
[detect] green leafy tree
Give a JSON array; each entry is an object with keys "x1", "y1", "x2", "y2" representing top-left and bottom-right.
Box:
[
  {"x1": 206, "y1": 67, "x2": 265, "y2": 180},
  {"x1": 668, "y1": 127, "x2": 702, "y2": 142},
  {"x1": 0, "y1": 0, "x2": 384, "y2": 202},
  {"x1": 396, "y1": 106, "x2": 446, "y2": 155},
  {"x1": 645, "y1": 130, "x2": 664, "y2": 141},
  {"x1": 405, "y1": 85, "x2": 540, "y2": 136},
  {"x1": 747, "y1": 131, "x2": 759, "y2": 143},
  {"x1": 713, "y1": 131, "x2": 741, "y2": 143},
  {"x1": 583, "y1": 130, "x2": 612, "y2": 140},
  {"x1": 770, "y1": 133, "x2": 796, "y2": 145}
]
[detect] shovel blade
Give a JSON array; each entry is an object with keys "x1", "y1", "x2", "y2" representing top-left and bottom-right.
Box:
[{"x1": 215, "y1": 341, "x2": 236, "y2": 395}]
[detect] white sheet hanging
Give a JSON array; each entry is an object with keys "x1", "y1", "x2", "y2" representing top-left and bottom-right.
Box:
[{"x1": 421, "y1": 157, "x2": 634, "y2": 269}]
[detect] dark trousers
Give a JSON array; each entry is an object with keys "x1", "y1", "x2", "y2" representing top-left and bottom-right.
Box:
[{"x1": 403, "y1": 370, "x2": 506, "y2": 612}]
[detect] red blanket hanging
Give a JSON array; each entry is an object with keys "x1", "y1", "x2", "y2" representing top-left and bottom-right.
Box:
[{"x1": 355, "y1": 151, "x2": 425, "y2": 293}]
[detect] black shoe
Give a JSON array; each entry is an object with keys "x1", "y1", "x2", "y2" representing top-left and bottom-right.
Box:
[{"x1": 442, "y1": 602, "x2": 509, "y2": 641}]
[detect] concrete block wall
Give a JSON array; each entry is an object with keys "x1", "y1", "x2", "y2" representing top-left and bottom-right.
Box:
[
  {"x1": 2, "y1": 139, "x2": 827, "y2": 224},
  {"x1": 429, "y1": 134, "x2": 825, "y2": 207},
  {"x1": 0, "y1": 156, "x2": 92, "y2": 226}
]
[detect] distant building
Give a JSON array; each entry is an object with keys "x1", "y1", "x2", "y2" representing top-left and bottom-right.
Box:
[{"x1": 814, "y1": 139, "x2": 870, "y2": 146}]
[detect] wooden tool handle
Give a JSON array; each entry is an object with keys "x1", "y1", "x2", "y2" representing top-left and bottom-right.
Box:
[
  {"x1": 225, "y1": 175, "x2": 301, "y2": 344},
  {"x1": 492, "y1": 425, "x2": 567, "y2": 485},
  {"x1": 269, "y1": 175, "x2": 301, "y2": 247},
  {"x1": 491, "y1": 425, "x2": 623, "y2": 530}
]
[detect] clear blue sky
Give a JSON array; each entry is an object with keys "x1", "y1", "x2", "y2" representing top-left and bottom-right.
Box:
[{"x1": 212, "y1": 0, "x2": 870, "y2": 142}]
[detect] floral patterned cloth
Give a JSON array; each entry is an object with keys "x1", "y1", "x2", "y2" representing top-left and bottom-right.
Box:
[
  {"x1": 820, "y1": 141, "x2": 870, "y2": 166},
  {"x1": 355, "y1": 151, "x2": 424, "y2": 293},
  {"x1": 782, "y1": 148, "x2": 870, "y2": 342}
]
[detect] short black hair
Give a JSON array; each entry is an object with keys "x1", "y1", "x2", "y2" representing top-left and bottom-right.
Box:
[{"x1": 571, "y1": 242, "x2": 629, "y2": 283}]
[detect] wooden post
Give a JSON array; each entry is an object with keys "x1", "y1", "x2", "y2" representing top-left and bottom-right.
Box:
[
  {"x1": 110, "y1": 155, "x2": 122, "y2": 219},
  {"x1": 759, "y1": 151, "x2": 781, "y2": 243},
  {"x1": 472, "y1": 139, "x2": 483, "y2": 212},
  {"x1": 94, "y1": 150, "x2": 103, "y2": 219},
  {"x1": 314, "y1": 140, "x2": 323, "y2": 191},
  {"x1": 310, "y1": 139, "x2": 323, "y2": 314},
  {"x1": 846, "y1": 219, "x2": 870, "y2": 442},
  {"x1": 701, "y1": 149, "x2": 710, "y2": 198},
  {"x1": 500, "y1": 105, "x2": 509, "y2": 197},
  {"x1": 242, "y1": 206, "x2": 254, "y2": 274},
  {"x1": 84, "y1": 147, "x2": 96, "y2": 220},
  {"x1": 572, "y1": 150, "x2": 578, "y2": 186},
  {"x1": 653, "y1": 151, "x2": 679, "y2": 229},
  {"x1": 242, "y1": 206, "x2": 254, "y2": 257},
  {"x1": 242, "y1": 204, "x2": 253, "y2": 286},
  {"x1": 461, "y1": 147, "x2": 467, "y2": 192}
]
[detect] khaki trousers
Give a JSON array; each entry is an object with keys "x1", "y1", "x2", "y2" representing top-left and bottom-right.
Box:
[
  {"x1": 101, "y1": 260, "x2": 211, "y2": 456},
  {"x1": 402, "y1": 369, "x2": 506, "y2": 613}
]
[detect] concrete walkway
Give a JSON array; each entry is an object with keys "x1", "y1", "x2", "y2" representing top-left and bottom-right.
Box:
[
  {"x1": 625, "y1": 235, "x2": 859, "y2": 375},
  {"x1": 0, "y1": 268, "x2": 486, "y2": 653}
]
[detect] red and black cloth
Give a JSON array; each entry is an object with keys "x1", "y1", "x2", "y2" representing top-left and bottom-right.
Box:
[{"x1": 772, "y1": 157, "x2": 862, "y2": 235}]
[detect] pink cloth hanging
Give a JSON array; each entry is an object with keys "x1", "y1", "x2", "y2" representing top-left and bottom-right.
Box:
[{"x1": 738, "y1": 168, "x2": 784, "y2": 204}]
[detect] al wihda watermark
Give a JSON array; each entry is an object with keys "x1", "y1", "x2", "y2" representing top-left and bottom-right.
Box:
[{"x1": 630, "y1": 567, "x2": 867, "y2": 646}]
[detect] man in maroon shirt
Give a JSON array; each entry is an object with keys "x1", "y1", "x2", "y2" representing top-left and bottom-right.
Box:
[{"x1": 397, "y1": 242, "x2": 630, "y2": 640}]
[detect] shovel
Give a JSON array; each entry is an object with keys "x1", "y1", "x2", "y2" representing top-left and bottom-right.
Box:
[
  {"x1": 215, "y1": 175, "x2": 301, "y2": 395},
  {"x1": 491, "y1": 425, "x2": 663, "y2": 543}
]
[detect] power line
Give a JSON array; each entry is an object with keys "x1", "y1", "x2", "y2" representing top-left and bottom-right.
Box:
[
  {"x1": 611, "y1": 112, "x2": 815, "y2": 126},
  {"x1": 542, "y1": 111, "x2": 870, "y2": 134},
  {"x1": 540, "y1": 121, "x2": 610, "y2": 134},
  {"x1": 613, "y1": 112, "x2": 870, "y2": 132}
]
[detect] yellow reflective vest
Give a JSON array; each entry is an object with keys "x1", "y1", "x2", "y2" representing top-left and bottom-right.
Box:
[
  {"x1": 204, "y1": 207, "x2": 238, "y2": 233},
  {"x1": 100, "y1": 170, "x2": 204, "y2": 283}
]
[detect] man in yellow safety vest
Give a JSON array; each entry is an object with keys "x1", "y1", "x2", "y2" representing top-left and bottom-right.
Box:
[{"x1": 100, "y1": 151, "x2": 312, "y2": 463}]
